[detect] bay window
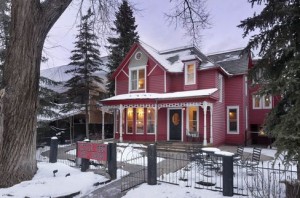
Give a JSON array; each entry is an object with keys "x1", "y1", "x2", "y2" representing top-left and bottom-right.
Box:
[
  {"x1": 147, "y1": 108, "x2": 155, "y2": 134},
  {"x1": 136, "y1": 108, "x2": 144, "y2": 134}
]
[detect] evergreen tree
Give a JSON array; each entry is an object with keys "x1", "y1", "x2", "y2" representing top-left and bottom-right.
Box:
[
  {"x1": 0, "y1": 0, "x2": 10, "y2": 82},
  {"x1": 106, "y1": 0, "x2": 139, "y2": 96},
  {"x1": 64, "y1": 8, "x2": 104, "y2": 139},
  {"x1": 239, "y1": 0, "x2": 300, "y2": 168}
]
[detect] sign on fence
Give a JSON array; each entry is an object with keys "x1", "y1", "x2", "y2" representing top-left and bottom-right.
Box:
[{"x1": 77, "y1": 142, "x2": 108, "y2": 161}]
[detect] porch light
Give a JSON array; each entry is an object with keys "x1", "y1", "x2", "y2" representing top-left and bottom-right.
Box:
[{"x1": 259, "y1": 128, "x2": 266, "y2": 136}]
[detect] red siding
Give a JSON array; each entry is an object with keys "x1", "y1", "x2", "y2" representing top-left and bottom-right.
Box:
[
  {"x1": 170, "y1": 73, "x2": 184, "y2": 92},
  {"x1": 147, "y1": 60, "x2": 165, "y2": 93},
  {"x1": 116, "y1": 71, "x2": 128, "y2": 95},
  {"x1": 224, "y1": 75, "x2": 245, "y2": 145},
  {"x1": 157, "y1": 108, "x2": 167, "y2": 141},
  {"x1": 198, "y1": 70, "x2": 217, "y2": 89}
]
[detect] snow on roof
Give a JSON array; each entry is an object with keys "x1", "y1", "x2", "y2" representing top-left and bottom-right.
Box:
[
  {"x1": 40, "y1": 59, "x2": 108, "y2": 93},
  {"x1": 102, "y1": 88, "x2": 217, "y2": 102},
  {"x1": 139, "y1": 42, "x2": 248, "y2": 75}
]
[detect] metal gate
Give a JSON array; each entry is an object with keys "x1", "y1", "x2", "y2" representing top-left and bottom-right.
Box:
[{"x1": 119, "y1": 144, "x2": 147, "y2": 193}]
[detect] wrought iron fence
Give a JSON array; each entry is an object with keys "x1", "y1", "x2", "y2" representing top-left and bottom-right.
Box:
[
  {"x1": 234, "y1": 160, "x2": 298, "y2": 197},
  {"x1": 157, "y1": 150, "x2": 223, "y2": 193},
  {"x1": 118, "y1": 145, "x2": 147, "y2": 193}
]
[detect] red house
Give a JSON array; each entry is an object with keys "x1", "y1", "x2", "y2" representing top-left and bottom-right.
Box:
[{"x1": 101, "y1": 42, "x2": 275, "y2": 146}]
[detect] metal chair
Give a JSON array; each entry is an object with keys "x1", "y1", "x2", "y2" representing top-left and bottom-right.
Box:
[
  {"x1": 233, "y1": 146, "x2": 244, "y2": 164},
  {"x1": 242, "y1": 147, "x2": 262, "y2": 174}
]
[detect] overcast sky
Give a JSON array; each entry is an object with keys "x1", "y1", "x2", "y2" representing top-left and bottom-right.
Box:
[{"x1": 41, "y1": 0, "x2": 263, "y2": 70}]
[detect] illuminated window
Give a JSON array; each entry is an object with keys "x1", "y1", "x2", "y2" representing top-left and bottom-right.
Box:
[
  {"x1": 227, "y1": 106, "x2": 239, "y2": 134},
  {"x1": 187, "y1": 106, "x2": 198, "y2": 132},
  {"x1": 185, "y1": 63, "x2": 196, "y2": 85},
  {"x1": 130, "y1": 68, "x2": 145, "y2": 91},
  {"x1": 147, "y1": 108, "x2": 155, "y2": 134},
  {"x1": 253, "y1": 95, "x2": 272, "y2": 109},
  {"x1": 127, "y1": 108, "x2": 133, "y2": 134},
  {"x1": 115, "y1": 109, "x2": 119, "y2": 133},
  {"x1": 263, "y1": 95, "x2": 272, "y2": 109},
  {"x1": 136, "y1": 108, "x2": 144, "y2": 134},
  {"x1": 253, "y1": 95, "x2": 262, "y2": 109}
]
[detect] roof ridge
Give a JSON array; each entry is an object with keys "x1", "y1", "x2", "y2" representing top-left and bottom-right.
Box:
[
  {"x1": 139, "y1": 40, "x2": 159, "y2": 54},
  {"x1": 159, "y1": 44, "x2": 194, "y2": 54}
]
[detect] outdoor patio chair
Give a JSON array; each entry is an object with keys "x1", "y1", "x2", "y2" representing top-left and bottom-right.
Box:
[
  {"x1": 233, "y1": 146, "x2": 244, "y2": 164},
  {"x1": 242, "y1": 147, "x2": 262, "y2": 173}
]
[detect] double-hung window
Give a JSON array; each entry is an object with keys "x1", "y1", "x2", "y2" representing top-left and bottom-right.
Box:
[
  {"x1": 185, "y1": 63, "x2": 196, "y2": 85},
  {"x1": 227, "y1": 106, "x2": 239, "y2": 134},
  {"x1": 130, "y1": 67, "x2": 145, "y2": 91},
  {"x1": 252, "y1": 95, "x2": 272, "y2": 109}
]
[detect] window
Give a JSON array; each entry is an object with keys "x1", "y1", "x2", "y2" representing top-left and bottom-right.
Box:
[
  {"x1": 187, "y1": 106, "x2": 198, "y2": 132},
  {"x1": 147, "y1": 108, "x2": 155, "y2": 134},
  {"x1": 115, "y1": 109, "x2": 119, "y2": 133},
  {"x1": 218, "y1": 74, "x2": 223, "y2": 102},
  {"x1": 136, "y1": 108, "x2": 144, "y2": 134},
  {"x1": 252, "y1": 95, "x2": 272, "y2": 109},
  {"x1": 130, "y1": 68, "x2": 145, "y2": 91},
  {"x1": 227, "y1": 106, "x2": 239, "y2": 134},
  {"x1": 263, "y1": 95, "x2": 272, "y2": 109},
  {"x1": 127, "y1": 108, "x2": 133, "y2": 134},
  {"x1": 253, "y1": 95, "x2": 262, "y2": 109},
  {"x1": 185, "y1": 63, "x2": 196, "y2": 85}
]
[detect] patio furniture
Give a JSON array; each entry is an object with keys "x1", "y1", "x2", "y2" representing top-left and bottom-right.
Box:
[
  {"x1": 242, "y1": 147, "x2": 262, "y2": 174},
  {"x1": 233, "y1": 146, "x2": 244, "y2": 164},
  {"x1": 186, "y1": 130, "x2": 200, "y2": 142}
]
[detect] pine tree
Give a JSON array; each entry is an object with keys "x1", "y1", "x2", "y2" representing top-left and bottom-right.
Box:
[
  {"x1": 239, "y1": 0, "x2": 300, "y2": 169},
  {"x1": 0, "y1": 0, "x2": 10, "y2": 82},
  {"x1": 106, "y1": 0, "x2": 139, "y2": 96},
  {"x1": 64, "y1": 8, "x2": 104, "y2": 139}
]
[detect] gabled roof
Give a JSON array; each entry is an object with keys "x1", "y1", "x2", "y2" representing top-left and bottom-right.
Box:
[
  {"x1": 207, "y1": 48, "x2": 249, "y2": 75},
  {"x1": 40, "y1": 56, "x2": 109, "y2": 93},
  {"x1": 127, "y1": 42, "x2": 249, "y2": 75}
]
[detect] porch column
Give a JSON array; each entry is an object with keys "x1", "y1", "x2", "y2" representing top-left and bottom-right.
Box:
[
  {"x1": 209, "y1": 104, "x2": 213, "y2": 144},
  {"x1": 203, "y1": 101, "x2": 208, "y2": 146},
  {"x1": 119, "y1": 104, "x2": 124, "y2": 142},
  {"x1": 154, "y1": 104, "x2": 158, "y2": 142},
  {"x1": 101, "y1": 107, "x2": 106, "y2": 142}
]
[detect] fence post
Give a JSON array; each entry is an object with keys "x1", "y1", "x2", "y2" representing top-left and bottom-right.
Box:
[
  {"x1": 81, "y1": 139, "x2": 90, "y2": 172},
  {"x1": 108, "y1": 143, "x2": 117, "y2": 180},
  {"x1": 148, "y1": 144, "x2": 157, "y2": 185},
  {"x1": 223, "y1": 155, "x2": 234, "y2": 196},
  {"x1": 49, "y1": 136, "x2": 58, "y2": 163}
]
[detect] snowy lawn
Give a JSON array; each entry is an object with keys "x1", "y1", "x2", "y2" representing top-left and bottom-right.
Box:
[{"x1": 0, "y1": 162, "x2": 108, "y2": 197}]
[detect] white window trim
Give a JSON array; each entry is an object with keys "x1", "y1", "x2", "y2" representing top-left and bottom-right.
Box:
[
  {"x1": 252, "y1": 95, "x2": 262, "y2": 109},
  {"x1": 184, "y1": 62, "x2": 196, "y2": 85},
  {"x1": 263, "y1": 95, "x2": 272, "y2": 109},
  {"x1": 135, "y1": 108, "x2": 144, "y2": 135},
  {"x1": 227, "y1": 106, "x2": 239, "y2": 134},
  {"x1": 129, "y1": 66, "x2": 146, "y2": 92},
  {"x1": 146, "y1": 108, "x2": 155, "y2": 135},
  {"x1": 218, "y1": 74, "x2": 223, "y2": 102},
  {"x1": 186, "y1": 106, "x2": 199, "y2": 133},
  {"x1": 126, "y1": 108, "x2": 134, "y2": 134}
]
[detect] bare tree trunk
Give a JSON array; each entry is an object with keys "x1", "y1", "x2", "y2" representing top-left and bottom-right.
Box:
[
  {"x1": 0, "y1": 0, "x2": 71, "y2": 188},
  {"x1": 85, "y1": 102, "x2": 89, "y2": 139}
]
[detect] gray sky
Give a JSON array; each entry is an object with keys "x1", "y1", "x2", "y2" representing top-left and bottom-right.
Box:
[{"x1": 41, "y1": 0, "x2": 263, "y2": 70}]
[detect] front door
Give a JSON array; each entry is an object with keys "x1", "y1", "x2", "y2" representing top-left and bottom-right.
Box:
[{"x1": 169, "y1": 109, "x2": 182, "y2": 141}]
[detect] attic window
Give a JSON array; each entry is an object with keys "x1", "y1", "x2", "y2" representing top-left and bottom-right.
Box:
[
  {"x1": 185, "y1": 62, "x2": 196, "y2": 85},
  {"x1": 135, "y1": 52, "x2": 142, "y2": 60}
]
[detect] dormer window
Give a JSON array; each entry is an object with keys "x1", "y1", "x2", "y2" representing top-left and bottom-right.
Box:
[
  {"x1": 185, "y1": 62, "x2": 196, "y2": 85},
  {"x1": 130, "y1": 67, "x2": 145, "y2": 91}
]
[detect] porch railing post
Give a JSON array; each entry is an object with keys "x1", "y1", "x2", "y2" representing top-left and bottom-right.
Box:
[
  {"x1": 108, "y1": 143, "x2": 117, "y2": 180},
  {"x1": 223, "y1": 155, "x2": 234, "y2": 196},
  {"x1": 148, "y1": 144, "x2": 157, "y2": 185}
]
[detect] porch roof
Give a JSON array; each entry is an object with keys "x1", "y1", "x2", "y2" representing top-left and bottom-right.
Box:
[{"x1": 102, "y1": 88, "x2": 217, "y2": 102}]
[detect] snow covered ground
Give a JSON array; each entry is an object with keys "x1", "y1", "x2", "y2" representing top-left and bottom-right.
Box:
[{"x1": 0, "y1": 146, "x2": 296, "y2": 197}]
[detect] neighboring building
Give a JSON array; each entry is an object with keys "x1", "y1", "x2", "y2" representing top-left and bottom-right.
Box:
[
  {"x1": 39, "y1": 57, "x2": 114, "y2": 142},
  {"x1": 101, "y1": 42, "x2": 277, "y2": 146}
]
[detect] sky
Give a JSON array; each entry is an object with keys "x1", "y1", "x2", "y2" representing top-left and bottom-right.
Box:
[{"x1": 41, "y1": 0, "x2": 263, "y2": 70}]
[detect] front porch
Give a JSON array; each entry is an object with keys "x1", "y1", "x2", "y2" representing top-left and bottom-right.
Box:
[{"x1": 100, "y1": 89, "x2": 218, "y2": 146}]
